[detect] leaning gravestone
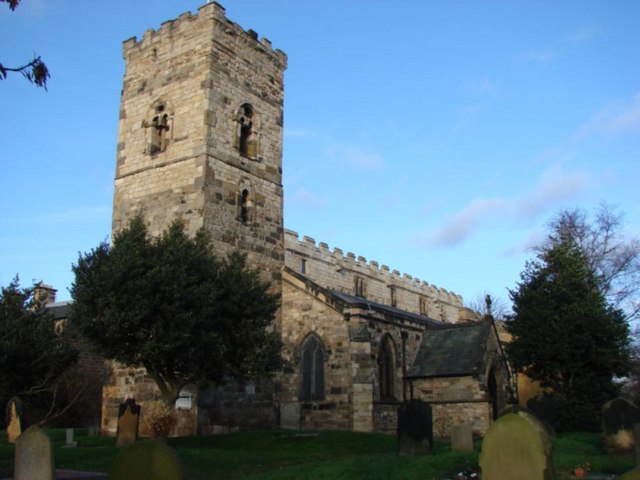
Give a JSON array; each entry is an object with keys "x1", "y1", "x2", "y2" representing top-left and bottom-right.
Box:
[
  {"x1": 479, "y1": 411, "x2": 554, "y2": 480},
  {"x1": 602, "y1": 398, "x2": 640, "y2": 452},
  {"x1": 14, "y1": 426, "x2": 54, "y2": 480},
  {"x1": 6, "y1": 396, "x2": 23, "y2": 443},
  {"x1": 110, "y1": 441, "x2": 184, "y2": 480},
  {"x1": 397, "y1": 399, "x2": 433, "y2": 455},
  {"x1": 116, "y1": 399, "x2": 141, "y2": 447},
  {"x1": 451, "y1": 423, "x2": 474, "y2": 452}
]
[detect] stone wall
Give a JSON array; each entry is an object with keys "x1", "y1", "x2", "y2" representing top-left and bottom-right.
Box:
[
  {"x1": 280, "y1": 272, "x2": 353, "y2": 430},
  {"x1": 285, "y1": 230, "x2": 473, "y2": 323},
  {"x1": 411, "y1": 375, "x2": 492, "y2": 437}
]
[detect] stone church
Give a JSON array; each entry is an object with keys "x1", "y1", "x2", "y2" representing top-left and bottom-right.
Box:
[{"x1": 96, "y1": 2, "x2": 513, "y2": 437}]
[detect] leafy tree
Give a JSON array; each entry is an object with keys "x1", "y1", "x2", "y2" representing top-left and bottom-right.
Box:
[
  {"x1": 69, "y1": 216, "x2": 282, "y2": 407},
  {"x1": 0, "y1": 278, "x2": 79, "y2": 425},
  {"x1": 506, "y1": 236, "x2": 631, "y2": 430},
  {"x1": 543, "y1": 204, "x2": 640, "y2": 321},
  {"x1": 0, "y1": 0, "x2": 50, "y2": 89}
]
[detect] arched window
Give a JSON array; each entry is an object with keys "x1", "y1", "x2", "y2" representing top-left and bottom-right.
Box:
[
  {"x1": 299, "y1": 334, "x2": 325, "y2": 401},
  {"x1": 240, "y1": 189, "x2": 251, "y2": 223},
  {"x1": 148, "y1": 103, "x2": 171, "y2": 154},
  {"x1": 235, "y1": 104, "x2": 258, "y2": 158},
  {"x1": 378, "y1": 335, "x2": 395, "y2": 401}
]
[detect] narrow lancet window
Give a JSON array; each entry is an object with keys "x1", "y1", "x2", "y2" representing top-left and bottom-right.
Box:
[{"x1": 300, "y1": 334, "x2": 325, "y2": 401}]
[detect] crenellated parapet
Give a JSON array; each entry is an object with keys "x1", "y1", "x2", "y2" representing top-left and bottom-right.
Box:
[
  {"x1": 122, "y1": 2, "x2": 287, "y2": 69},
  {"x1": 284, "y1": 229, "x2": 467, "y2": 323}
]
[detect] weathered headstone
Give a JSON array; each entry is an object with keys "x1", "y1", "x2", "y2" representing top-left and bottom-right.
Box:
[
  {"x1": 397, "y1": 399, "x2": 433, "y2": 455},
  {"x1": 14, "y1": 426, "x2": 55, "y2": 480},
  {"x1": 280, "y1": 401, "x2": 301, "y2": 430},
  {"x1": 602, "y1": 398, "x2": 640, "y2": 452},
  {"x1": 65, "y1": 428, "x2": 77, "y2": 447},
  {"x1": 6, "y1": 396, "x2": 23, "y2": 443},
  {"x1": 479, "y1": 411, "x2": 554, "y2": 480},
  {"x1": 116, "y1": 399, "x2": 141, "y2": 447},
  {"x1": 110, "y1": 440, "x2": 184, "y2": 480},
  {"x1": 451, "y1": 423, "x2": 474, "y2": 452}
]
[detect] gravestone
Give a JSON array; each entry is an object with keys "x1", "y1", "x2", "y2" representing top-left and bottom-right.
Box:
[
  {"x1": 280, "y1": 402, "x2": 301, "y2": 430},
  {"x1": 479, "y1": 411, "x2": 554, "y2": 480},
  {"x1": 65, "y1": 428, "x2": 77, "y2": 447},
  {"x1": 110, "y1": 440, "x2": 184, "y2": 480},
  {"x1": 397, "y1": 399, "x2": 433, "y2": 455},
  {"x1": 618, "y1": 423, "x2": 640, "y2": 480},
  {"x1": 116, "y1": 399, "x2": 141, "y2": 447},
  {"x1": 6, "y1": 396, "x2": 23, "y2": 443},
  {"x1": 602, "y1": 398, "x2": 640, "y2": 452},
  {"x1": 451, "y1": 423, "x2": 474, "y2": 452},
  {"x1": 14, "y1": 426, "x2": 55, "y2": 480}
]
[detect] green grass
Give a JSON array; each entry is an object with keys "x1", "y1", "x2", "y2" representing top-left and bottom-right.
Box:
[{"x1": 0, "y1": 429, "x2": 635, "y2": 479}]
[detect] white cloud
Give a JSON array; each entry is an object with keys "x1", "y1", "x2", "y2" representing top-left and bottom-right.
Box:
[
  {"x1": 289, "y1": 188, "x2": 326, "y2": 208},
  {"x1": 519, "y1": 48, "x2": 554, "y2": 63},
  {"x1": 417, "y1": 164, "x2": 592, "y2": 249},
  {"x1": 341, "y1": 147, "x2": 383, "y2": 170},
  {"x1": 565, "y1": 24, "x2": 601, "y2": 44},
  {"x1": 284, "y1": 128, "x2": 309, "y2": 138},
  {"x1": 39, "y1": 206, "x2": 111, "y2": 223},
  {"x1": 465, "y1": 76, "x2": 498, "y2": 96},
  {"x1": 454, "y1": 102, "x2": 489, "y2": 132},
  {"x1": 575, "y1": 92, "x2": 640, "y2": 140},
  {"x1": 516, "y1": 165, "x2": 591, "y2": 219}
]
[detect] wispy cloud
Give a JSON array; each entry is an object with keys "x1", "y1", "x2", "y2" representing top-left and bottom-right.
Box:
[
  {"x1": 284, "y1": 128, "x2": 309, "y2": 138},
  {"x1": 574, "y1": 92, "x2": 640, "y2": 140},
  {"x1": 465, "y1": 76, "x2": 498, "y2": 96},
  {"x1": 428, "y1": 197, "x2": 508, "y2": 248},
  {"x1": 516, "y1": 164, "x2": 591, "y2": 218},
  {"x1": 289, "y1": 188, "x2": 326, "y2": 208},
  {"x1": 565, "y1": 24, "x2": 601, "y2": 44},
  {"x1": 416, "y1": 164, "x2": 592, "y2": 249},
  {"x1": 341, "y1": 147, "x2": 383, "y2": 170},
  {"x1": 38, "y1": 206, "x2": 111, "y2": 223},
  {"x1": 454, "y1": 102, "x2": 489, "y2": 132},
  {"x1": 324, "y1": 145, "x2": 383, "y2": 171},
  {"x1": 519, "y1": 48, "x2": 554, "y2": 64}
]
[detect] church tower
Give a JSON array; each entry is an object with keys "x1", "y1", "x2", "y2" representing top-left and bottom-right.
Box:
[{"x1": 112, "y1": 2, "x2": 287, "y2": 284}]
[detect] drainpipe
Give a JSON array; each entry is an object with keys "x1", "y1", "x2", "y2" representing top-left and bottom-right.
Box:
[{"x1": 401, "y1": 331, "x2": 408, "y2": 402}]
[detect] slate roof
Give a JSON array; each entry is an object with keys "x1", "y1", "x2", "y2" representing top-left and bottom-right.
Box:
[
  {"x1": 45, "y1": 301, "x2": 71, "y2": 320},
  {"x1": 329, "y1": 290, "x2": 444, "y2": 327},
  {"x1": 407, "y1": 321, "x2": 492, "y2": 378}
]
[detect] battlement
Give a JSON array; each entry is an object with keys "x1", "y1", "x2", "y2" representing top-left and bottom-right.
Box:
[
  {"x1": 122, "y1": 2, "x2": 287, "y2": 68},
  {"x1": 284, "y1": 229, "x2": 466, "y2": 323}
]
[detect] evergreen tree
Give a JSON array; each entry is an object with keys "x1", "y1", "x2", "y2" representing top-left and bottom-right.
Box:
[
  {"x1": 0, "y1": 279, "x2": 78, "y2": 424},
  {"x1": 69, "y1": 216, "x2": 282, "y2": 407},
  {"x1": 506, "y1": 236, "x2": 631, "y2": 430}
]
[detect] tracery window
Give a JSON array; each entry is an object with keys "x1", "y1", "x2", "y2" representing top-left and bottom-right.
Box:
[
  {"x1": 354, "y1": 276, "x2": 366, "y2": 297},
  {"x1": 378, "y1": 335, "x2": 395, "y2": 401},
  {"x1": 235, "y1": 103, "x2": 258, "y2": 158},
  {"x1": 299, "y1": 334, "x2": 325, "y2": 401},
  {"x1": 148, "y1": 103, "x2": 171, "y2": 154}
]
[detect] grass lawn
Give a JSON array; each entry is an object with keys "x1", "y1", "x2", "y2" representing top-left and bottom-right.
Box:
[{"x1": 0, "y1": 429, "x2": 635, "y2": 479}]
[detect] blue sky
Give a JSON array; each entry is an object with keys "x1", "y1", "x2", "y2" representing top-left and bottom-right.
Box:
[{"x1": 1, "y1": 1, "x2": 639, "y2": 308}]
